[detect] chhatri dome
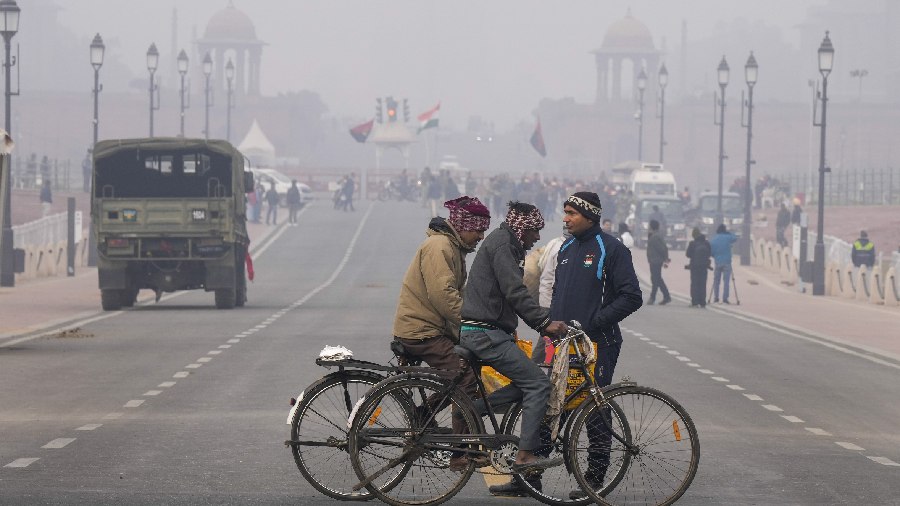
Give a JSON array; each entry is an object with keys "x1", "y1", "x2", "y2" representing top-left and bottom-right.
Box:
[
  {"x1": 204, "y1": 2, "x2": 258, "y2": 41},
  {"x1": 601, "y1": 9, "x2": 655, "y2": 50},
  {"x1": 592, "y1": 9, "x2": 662, "y2": 104},
  {"x1": 197, "y1": 1, "x2": 265, "y2": 97}
]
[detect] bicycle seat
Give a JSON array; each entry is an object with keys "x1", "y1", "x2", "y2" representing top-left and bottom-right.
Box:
[{"x1": 453, "y1": 345, "x2": 483, "y2": 366}]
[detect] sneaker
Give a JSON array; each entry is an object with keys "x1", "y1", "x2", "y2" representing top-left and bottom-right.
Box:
[{"x1": 488, "y1": 478, "x2": 541, "y2": 497}]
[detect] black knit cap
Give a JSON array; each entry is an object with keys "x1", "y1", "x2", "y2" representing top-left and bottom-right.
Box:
[{"x1": 564, "y1": 191, "x2": 603, "y2": 222}]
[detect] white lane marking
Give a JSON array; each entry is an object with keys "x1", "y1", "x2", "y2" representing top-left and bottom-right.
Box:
[
  {"x1": 173, "y1": 372, "x2": 189, "y2": 378},
  {"x1": 143, "y1": 390, "x2": 162, "y2": 396},
  {"x1": 711, "y1": 377, "x2": 729, "y2": 382},
  {"x1": 762, "y1": 404, "x2": 783, "y2": 412},
  {"x1": 208, "y1": 350, "x2": 222, "y2": 355},
  {"x1": 726, "y1": 385, "x2": 745, "y2": 390},
  {"x1": 76, "y1": 424, "x2": 102, "y2": 431},
  {"x1": 867, "y1": 456, "x2": 900, "y2": 466},
  {"x1": 219, "y1": 344, "x2": 232, "y2": 349},
  {"x1": 782, "y1": 416, "x2": 804, "y2": 423},
  {"x1": 744, "y1": 394, "x2": 763, "y2": 401},
  {"x1": 102, "y1": 413, "x2": 122, "y2": 420},
  {"x1": 185, "y1": 364, "x2": 202, "y2": 369},
  {"x1": 667, "y1": 350, "x2": 680, "y2": 355},
  {"x1": 835, "y1": 442, "x2": 865, "y2": 451},
  {"x1": 806, "y1": 428, "x2": 832, "y2": 436},
  {"x1": 158, "y1": 382, "x2": 176, "y2": 388},
  {"x1": 196, "y1": 357, "x2": 212, "y2": 363},
  {"x1": 687, "y1": 363, "x2": 700, "y2": 367},
  {"x1": 657, "y1": 345, "x2": 669, "y2": 349},
  {"x1": 227, "y1": 339, "x2": 240, "y2": 344},
  {"x1": 677, "y1": 356, "x2": 691, "y2": 361},
  {"x1": 648, "y1": 341, "x2": 658, "y2": 345},
  {"x1": 42, "y1": 438, "x2": 76, "y2": 449},
  {"x1": 4, "y1": 458, "x2": 39, "y2": 468},
  {"x1": 698, "y1": 369, "x2": 715, "y2": 374},
  {"x1": 124, "y1": 400, "x2": 144, "y2": 408},
  {"x1": 639, "y1": 337, "x2": 650, "y2": 341}
]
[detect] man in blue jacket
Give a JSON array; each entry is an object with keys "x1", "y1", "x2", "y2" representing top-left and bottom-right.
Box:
[
  {"x1": 552, "y1": 192, "x2": 643, "y2": 498},
  {"x1": 710, "y1": 223, "x2": 738, "y2": 303}
]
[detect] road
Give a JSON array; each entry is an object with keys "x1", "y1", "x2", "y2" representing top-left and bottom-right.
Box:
[{"x1": 1, "y1": 200, "x2": 898, "y2": 505}]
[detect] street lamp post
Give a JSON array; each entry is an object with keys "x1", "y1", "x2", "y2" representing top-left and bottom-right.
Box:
[
  {"x1": 0, "y1": 0, "x2": 20, "y2": 288},
  {"x1": 636, "y1": 68, "x2": 647, "y2": 160},
  {"x1": 739, "y1": 52, "x2": 758, "y2": 266},
  {"x1": 657, "y1": 63, "x2": 668, "y2": 163},
  {"x1": 812, "y1": 31, "x2": 834, "y2": 296},
  {"x1": 90, "y1": 34, "x2": 105, "y2": 149},
  {"x1": 714, "y1": 55, "x2": 730, "y2": 226},
  {"x1": 849, "y1": 68, "x2": 867, "y2": 171},
  {"x1": 146, "y1": 43, "x2": 159, "y2": 137},
  {"x1": 177, "y1": 49, "x2": 189, "y2": 137},
  {"x1": 225, "y1": 58, "x2": 234, "y2": 143},
  {"x1": 202, "y1": 52, "x2": 212, "y2": 140}
]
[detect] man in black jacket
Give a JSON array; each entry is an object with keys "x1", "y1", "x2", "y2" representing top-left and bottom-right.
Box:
[
  {"x1": 551, "y1": 192, "x2": 643, "y2": 499},
  {"x1": 646, "y1": 219, "x2": 671, "y2": 304},
  {"x1": 460, "y1": 201, "x2": 567, "y2": 480},
  {"x1": 686, "y1": 227, "x2": 712, "y2": 307}
]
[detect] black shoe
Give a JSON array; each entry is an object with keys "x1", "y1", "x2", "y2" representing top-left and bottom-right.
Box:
[
  {"x1": 511, "y1": 456, "x2": 563, "y2": 473},
  {"x1": 646, "y1": 299, "x2": 655, "y2": 305},
  {"x1": 488, "y1": 478, "x2": 540, "y2": 497},
  {"x1": 723, "y1": 300, "x2": 730, "y2": 304},
  {"x1": 660, "y1": 298, "x2": 672, "y2": 305},
  {"x1": 569, "y1": 475, "x2": 605, "y2": 500}
]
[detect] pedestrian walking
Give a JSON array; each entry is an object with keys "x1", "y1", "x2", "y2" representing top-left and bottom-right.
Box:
[
  {"x1": 646, "y1": 219, "x2": 671, "y2": 305},
  {"x1": 617, "y1": 222, "x2": 634, "y2": 249},
  {"x1": 790, "y1": 198, "x2": 803, "y2": 225},
  {"x1": 264, "y1": 183, "x2": 279, "y2": 225},
  {"x1": 710, "y1": 223, "x2": 738, "y2": 303},
  {"x1": 39, "y1": 179, "x2": 53, "y2": 217},
  {"x1": 341, "y1": 173, "x2": 356, "y2": 211},
  {"x1": 685, "y1": 227, "x2": 712, "y2": 307},
  {"x1": 286, "y1": 179, "x2": 302, "y2": 226},
  {"x1": 775, "y1": 202, "x2": 790, "y2": 247},
  {"x1": 851, "y1": 230, "x2": 876, "y2": 269}
]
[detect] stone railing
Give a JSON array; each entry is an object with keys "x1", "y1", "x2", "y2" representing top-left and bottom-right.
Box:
[{"x1": 12, "y1": 212, "x2": 89, "y2": 280}]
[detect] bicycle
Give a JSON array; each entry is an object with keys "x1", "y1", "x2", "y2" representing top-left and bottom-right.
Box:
[
  {"x1": 346, "y1": 323, "x2": 700, "y2": 506},
  {"x1": 285, "y1": 347, "x2": 418, "y2": 501}
]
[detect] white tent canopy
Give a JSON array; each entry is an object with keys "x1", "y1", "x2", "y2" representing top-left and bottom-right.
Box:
[{"x1": 238, "y1": 119, "x2": 276, "y2": 167}]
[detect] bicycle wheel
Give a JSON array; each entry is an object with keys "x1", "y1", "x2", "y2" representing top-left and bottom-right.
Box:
[
  {"x1": 568, "y1": 385, "x2": 700, "y2": 506},
  {"x1": 348, "y1": 375, "x2": 479, "y2": 506},
  {"x1": 290, "y1": 370, "x2": 383, "y2": 501}
]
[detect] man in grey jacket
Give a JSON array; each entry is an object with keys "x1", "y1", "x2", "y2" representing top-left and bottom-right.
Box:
[{"x1": 459, "y1": 201, "x2": 567, "y2": 480}]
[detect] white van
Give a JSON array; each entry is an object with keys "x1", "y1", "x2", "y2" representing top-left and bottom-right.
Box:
[{"x1": 629, "y1": 163, "x2": 677, "y2": 197}]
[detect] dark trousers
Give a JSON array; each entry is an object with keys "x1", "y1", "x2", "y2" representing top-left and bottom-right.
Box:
[
  {"x1": 288, "y1": 205, "x2": 300, "y2": 224},
  {"x1": 649, "y1": 263, "x2": 670, "y2": 302},
  {"x1": 585, "y1": 342, "x2": 622, "y2": 481},
  {"x1": 689, "y1": 267, "x2": 708, "y2": 306},
  {"x1": 266, "y1": 204, "x2": 278, "y2": 225}
]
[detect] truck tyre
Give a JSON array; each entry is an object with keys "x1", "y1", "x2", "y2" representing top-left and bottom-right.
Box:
[
  {"x1": 215, "y1": 288, "x2": 236, "y2": 309},
  {"x1": 101, "y1": 289, "x2": 123, "y2": 311}
]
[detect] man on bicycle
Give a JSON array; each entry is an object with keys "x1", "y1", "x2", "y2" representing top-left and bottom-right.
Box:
[
  {"x1": 392, "y1": 196, "x2": 490, "y2": 466},
  {"x1": 459, "y1": 201, "x2": 567, "y2": 476},
  {"x1": 553, "y1": 192, "x2": 643, "y2": 499}
]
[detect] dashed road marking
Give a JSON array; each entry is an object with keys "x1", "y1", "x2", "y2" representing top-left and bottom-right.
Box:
[
  {"x1": 835, "y1": 442, "x2": 864, "y2": 451},
  {"x1": 76, "y1": 424, "x2": 102, "y2": 431},
  {"x1": 173, "y1": 372, "x2": 189, "y2": 378},
  {"x1": 867, "y1": 456, "x2": 900, "y2": 466},
  {"x1": 219, "y1": 344, "x2": 232, "y2": 349},
  {"x1": 687, "y1": 363, "x2": 700, "y2": 367},
  {"x1": 806, "y1": 428, "x2": 832, "y2": 436},
  {"x1": 143, "y1": 390, "x2": 162, "y2": 396},
  {"x1": 677, "y1": 356, "x2": 691, "y2": 361},
  {"x1": 667, "y1": 350, "x2": 680, "y2": 355},
  {"x1": 124, "y1": 400, "x2": 144, "y2": 408},
  {"x1": 697, "y1": 369, "x2": 715, "y2": 374},
  {"x1": 185, "y1": 364, "x2": 202, "y2": 369},
  {"x1": 208, "y1": 350, "x2": 222, "y2": 355},
  {"x1": 726, "y1": 385, "x2": 745, "y2": 390},
  {"x1": 639, "y1": 337, "x2": 650, "y2": 341},
  {"x1": 657, "y1": 345, "x2": 669, "y2": 349},
  {"x1": 782, "y1": 416, "x2": 804, "y2": 423},
  {"x1": 102, "y1": 413, "x2": 122, "y2": 420},
  {"x1": 762, "y1": 404, "x2": 783, "y2": 412},
  {"x1": 42, "y1": 438, "x2": 76, "y2": 449},
  {"x1": 711, "y1": 376, "x2": 729, "y2": 382},
  {"x1": 4, "y1": 458, "x2": 39, "y2": 468},
  {"x1": 196, "y1": 357, "x2": 212, "y2": 363},
  {"x1": 743, "y1": 394, "x2": 763, "y2": 401},
  {"x1": 227, "y1": 339, "x2": 240, "y2": 344},
  {"x1": 158, "y1": 381, "x2": 176, "y2": 388}
]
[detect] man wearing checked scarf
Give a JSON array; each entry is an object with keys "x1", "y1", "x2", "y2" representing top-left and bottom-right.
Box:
[{"x1": 459, "y1": 201, "x2": 568, "y2": 475}]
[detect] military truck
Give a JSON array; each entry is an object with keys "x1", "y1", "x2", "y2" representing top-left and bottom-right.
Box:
[
  {"x1": 629, "y1": 195, "x2": 689, "y2": 250},
  {"x1": 688, "y1": 191, "x2": 744, "y2": 237},
  {"x1": 91, "y1": 138, "x2": 253, "y2": 310}
]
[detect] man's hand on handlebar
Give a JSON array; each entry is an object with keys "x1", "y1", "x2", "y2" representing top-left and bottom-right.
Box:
[{"x1": 544, "y1": 321, "x2": 568, "y2": 338}]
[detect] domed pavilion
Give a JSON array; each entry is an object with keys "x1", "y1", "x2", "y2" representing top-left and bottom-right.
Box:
[
  {"x1": 197, "y1": 2, "x2": 266, "y2": 97},
  {"x1": 591, "y1": 10, "x2": 664, "y2": 105}
]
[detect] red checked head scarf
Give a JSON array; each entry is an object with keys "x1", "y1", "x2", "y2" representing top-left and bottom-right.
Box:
[
  {"x1": 505, "y1": 203, "x2": 545, "y2": 244},
  {"x1": 445, "y1": 196, "x2": 491, "y2": 232}
]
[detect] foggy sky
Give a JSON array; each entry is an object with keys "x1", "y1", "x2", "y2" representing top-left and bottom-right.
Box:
[{"x1": 57, "y1": 0, "x2": 820, "y2": 130}]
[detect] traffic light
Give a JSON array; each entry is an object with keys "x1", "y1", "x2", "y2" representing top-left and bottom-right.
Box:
[
  {"x1": 386, "y1": 96, "x2": 398, "y2": 122},
  {"x1": 375, "y1": 98, "x2": 383, "y2": 123},
  {"x1": 403, "y1": 99, "x2": 410, "y2": 123}
]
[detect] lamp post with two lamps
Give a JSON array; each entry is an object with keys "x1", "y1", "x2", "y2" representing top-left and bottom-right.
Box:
[
  {"x1": 225, "y1": 58, "x2": 234, "y2": 143},
  {"x1": 0, "y1": 0, "x2": 20, "y2": 288},
  {"x1": 636, "y1": 68, "x2": 647, "y2": 160},
  {"x1": 657, "y1": 63, "x2": 668, "y2": 163},
  {"x1": 714, "y1": 56, "x2": 730, "y2": 226},
  {"x1": 146, "y1": 43, "x2": 159, "y2": 137},
  {"x1": 739, "y1": 52, "x2": 758, "y2": 266},
  {"x1": 177, "y1": 49, "x2": 189, "y2": 137},
  {"x1": 202, "y1": 53, "x2": 213, "y2": 140},
  {"x1": 812, "y1": 31, "x2": 834, "y2": 296}
]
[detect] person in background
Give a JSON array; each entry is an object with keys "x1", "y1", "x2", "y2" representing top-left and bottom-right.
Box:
[
  {"x1": 253, "y1": 183, "x2": 264, "y2": 223},
  {"x1": 286, "y1": 179, "x2": 302, "y2": 226},
  {"x1": 39, "y1": 179, "x2": 53, "y2": 217},
  {"x1": 790, "y1": 198, "x2": 803, "y2": 225},
  {"x1": 685, "y1": 227, "x2": 712, "y2": 308},
  {"x1": 646, "y1": 219, "x2": 671, "y2": 305},
  {"x1": 601, "y1": 218, "x2": 614, "y2": 235},
  {"x1": 851, "y1": 230, "x2": 876, "y2": 270},
  {"x1": 710, "y1": 223, "x2": 738, "y2": 304},
  {"x1": 775, "y1": 202, "x2": 791, "y2": 247},
  {"x1": 264, "y1": 183, "x2": 279, "y2": 225},
  {"x1": 617, "y1": 222, "x2": 634, "y2": 249},
  {"x1": 341, "y1": 173, "x2": 356, "y2": 212}
]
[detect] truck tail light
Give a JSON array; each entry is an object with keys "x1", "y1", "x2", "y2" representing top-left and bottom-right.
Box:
[{"x1": 107, "y1": 238, "x2": 129, "y2": 248}]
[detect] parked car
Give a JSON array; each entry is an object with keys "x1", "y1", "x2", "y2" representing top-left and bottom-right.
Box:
[
  {"x1": 250, "y1": 168, "x2": 313, "y2": 207},
  {"x1": 629, "y1": 195, "x2": 689, "y2": 250}
]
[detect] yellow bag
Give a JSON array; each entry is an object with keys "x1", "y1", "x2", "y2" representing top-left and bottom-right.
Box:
[
  {"x1": 564, "y1": 341, "x2": 597, "y2": 410},
  {"x1": 480, "y1": 339, "x2": 533, "y2": 395}
]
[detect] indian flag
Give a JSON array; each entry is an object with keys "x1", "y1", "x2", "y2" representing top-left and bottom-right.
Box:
[{"x1": 417, "y1": 102, "x2": 440, "y2": 133}]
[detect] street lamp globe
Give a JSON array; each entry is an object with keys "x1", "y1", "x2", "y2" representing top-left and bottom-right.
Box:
[
  {"x1": 146, "y1": 43, "x2": 159, "y2": 72},
  {"x1": 717, "y1": 55, "x2": 730, "y2": 87},
  {"x1": 0, "y1": 0, "x2": 20, "y2": 39},
  {"x1": 202, "y1": 52, "x2": 212, "y2": 77},
  {"x1": 658, "y1": 63, "x2": 668, "y2": 89},
  {"x1": 177, "y1": 49, "x2": 189, "y2": 75},
  {"x1": 745, "y1": 52, "x2": 758, "y2": 87},
  {"x1": 90, "y1": 33, "x2": 105, "y2": 70},
  {"x1": 636, "y1": 68, "x2": 647, "y2": 91},
  {"x1": 225, "y1": 58, "x2": 235, "y2": 81},
  {"x1": 818, "y1": 31, "x2": 834, "y2": 78}
]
